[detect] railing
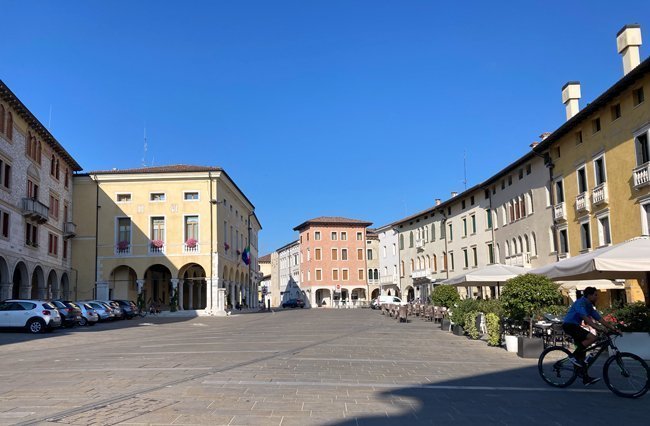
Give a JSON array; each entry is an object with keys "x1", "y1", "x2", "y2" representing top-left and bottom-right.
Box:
[
  {"x1": 22, "y1": 198, "x2": 49, "y2": 223},
  {"x1": 505, "y1": 252, "x2": 531, "y2": 267},
  {"x1": 149, "y1": 241, "x2": 166, "y2": 254},
  {"x1": 575, "y1": 192, "x2": 590, "y2": 213},
  {"x1": 63, "y1": 221, "x2": 77, "y2": 238},
  {"x1": 592, "y1": 183, "x2": 608, "y2": 206},
  {"x1": 115, "y1": 244, "x2": 131, "y2": 255},
  {"x1": 633, "y1": 162, "x2": 650, "y2": 189},
  {"x1": 379, "y1": 274, "x2": 398, "y2": 285},
  {"x1": 183, "y1": 243, "x2": 200, "y2": 253},
  {"x1": 411, "y1": 268, "x2": 432, "y2": 279},
  {"x1": 553, "y1": 202, "x2": 566, "y2": 221},
  {"x1": 415, "y1": 239, "x2": 424, "y2": 249}
]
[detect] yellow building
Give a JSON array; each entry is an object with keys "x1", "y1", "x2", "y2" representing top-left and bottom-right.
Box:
[
  {"x1": 534, "y1": 25, "x2": 649, "y2": 305},
  {"x1": 72, "y1": 165, "x2": 261, "y2": 314}
]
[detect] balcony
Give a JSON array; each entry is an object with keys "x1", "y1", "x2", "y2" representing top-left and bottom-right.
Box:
[
  {"x1": 411, "y1": 268, "x2": 432, "y2": 279},
  {"x1": 63, "y1": 221, "x2": 77, "y2": 239},
  {"x1": 592, "y1": 183, "x2": 608, "y2": 206},
  {"x1": 553, "y1": 202, "x2": 566, "y2": 221},
  {"x1": 505, "y1": 252, "x2": 531, "y2": 267},
  {"x1": 183, "y1": 242, "x2": 200, "y2": 253},
  {"x1": 115, "y1": 242, "x2": 131, "y2": 255},
  {"x1": 379, "y1": 274, "x2": 398, "y2": 285},
  {"x1": 415, "y1": 239, "x2": 424, "y2": 250},
  {"x1": 575, "y1": 192, "x2": 590, "y2": 214},
  {"x1": 149, "y1": 240, "x2": 166, "y2": 254},
  {"x1": 22, "y1": 198, "x2": 49, "y2": 223},
  {"x1": 633, "y1": 162, "x2": 650, "y2": 190}
]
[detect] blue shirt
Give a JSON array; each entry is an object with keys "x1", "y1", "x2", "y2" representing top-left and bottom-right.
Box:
[{"x1": 564, "y1": 297, "x2": 602, "y2": 325}]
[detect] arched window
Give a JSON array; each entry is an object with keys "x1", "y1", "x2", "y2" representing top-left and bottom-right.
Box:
[
  {"x1": 512, "y1": 238, "x2": 518, "y2": 254},
  {"x1": 374, "y1": 269, "x2": 379, "y2": 280},
  {"x1": 410, "y1": 259, "x2": 414, "y2": 272},
  {"x1": 443, "y1": 252, "x2": 448, "y2": 270},
  {"x1": 531, "y1": 232, "x2": 538, "y2": 256},
  {"x1": 51, "y1": 155, "x2": 56, "y2": 176},
  {"x1": 55, "y1": 159, "x2": 60, "y2": 180},
  {"x1": 417, "y1": 257, "x2": 422, "y2": 269},
  {"x1": 368, "y1": 269, "x2": 372, "y2": 280},
  {"x1": 0, "y1": 104, "x2": 5, "y2": 133},
  {"x1": 524, "y1": 235, "x2": 530, "y2": 253},
  {"x1": 520, "y1": 196, "x2": 526, "y2": 217},
  {"x1": 527, "y1": 190, "x2": 534, "y2": 214},
  {"x1": 426, "y1": 255, "x2": 430, "y2": 269},
  {"x1": 518, "y1": 236, "x2": 524, "y2": 254},
  {"x1": 409, "y1": 231, "x2": 414, "y2": 247},
  {"x1": 496, "y1": 244, "x2": 501, "y2": 263},
  {"x1": 26, "y1": 132, "x2": 32, "y2": 155},
  {"x1": 6, "y1": 112, "x2": 12, "y2": 140},
  {"x1": 505, "y1": 241, "x2": 510, "y2": 257},
  {"x1": 400, "y1": 261, "x2": 405, "y2": 276},
  {"x1": 433, "y1": 254, "x2": 437, "y2": 271},
  {"x1": 399, "y1": 234, "x2": 404, "y2": 250}
]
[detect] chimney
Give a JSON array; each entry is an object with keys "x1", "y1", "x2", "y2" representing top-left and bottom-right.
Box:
[
  {"x1": 561, "y1": 81, "x2": 581, "y2": 120},
  {"x1": 435, "y1": 198, "x2": 441, "y2": 206},
  {"x1": 539, "y1": 132, "x2": 551, "y2": 140},
  {"x1": 617, "y1": 24, "x2": 642, "y2": 75},
  {"x1": 530, "y1": 142, "x2": 539, "y2": 149},
  {"x1": 451, "y1": 192, "x2": 458, "y2": 198}
]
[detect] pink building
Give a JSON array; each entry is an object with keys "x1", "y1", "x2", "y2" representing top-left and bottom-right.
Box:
[{"x1": 293, "y1": 217, "x2": 372, "y2": 307}]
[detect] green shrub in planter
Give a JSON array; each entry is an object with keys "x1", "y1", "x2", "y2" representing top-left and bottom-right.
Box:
[
  {"x1": 604, "y1": 302, "x2": 650, "y2": 332},
  {"x1": 486, "y1": 313, "x2": 501, "y2": 346},
  {"x1": 501, "y1": 274, "x2": 562, "y2": 338},
  {"x1": 478, "y1": 299, "x2": 502, "y2": 316},
  {"x1": 449, "y1": 298, "x2": 480, "y2": 327},
  {"x1": 431, "y1": 285, "x2": 460, "y2": 308},
  {"x1": 464, "y1": 311, "x2": 480, "y2": 339}
]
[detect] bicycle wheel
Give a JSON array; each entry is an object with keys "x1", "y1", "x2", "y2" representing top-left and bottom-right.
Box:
[
  {"x1": 538, "y1": 346, "x2": 578, "y2": 388},
  {"x1": 603, "y1": 352, "x2": 650, "y2": 398}
]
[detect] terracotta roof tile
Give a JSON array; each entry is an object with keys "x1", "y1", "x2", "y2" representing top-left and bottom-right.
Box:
[
  {"x1": 258, "y1": 253, "x2": 272, "y2": 263},
  {"x1": 87, "y1": 164, "x2": 223, "y2": 174},
  {"x1": 293, "y1": 216, "x2": 372, "y2": 231}
]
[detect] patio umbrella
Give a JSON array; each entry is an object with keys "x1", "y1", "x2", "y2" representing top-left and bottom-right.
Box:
[
  {"x1": 440, "y1": 264, "x2": 529, "y2": 298},
  {"x1": 529, "y1": 236, "x2": 650, "y2": 281}
]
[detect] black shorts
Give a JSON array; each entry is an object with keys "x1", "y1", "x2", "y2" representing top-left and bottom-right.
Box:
[{"x1": 563, "y1": 323, "x2": 590, "y2": 345}]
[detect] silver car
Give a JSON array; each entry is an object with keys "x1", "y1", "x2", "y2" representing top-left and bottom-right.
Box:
[
  {"x1": 76, "y1": 302, "x2": 99, "y2": 326},
  {"x1": 0, "y1": 300, "x2": 62, "y2": 333},
  {"x1": 83, "y1": 301, "x2": 114, "y2": 321}
]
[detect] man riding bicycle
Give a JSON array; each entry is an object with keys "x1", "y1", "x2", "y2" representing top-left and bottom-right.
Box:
[{"x1": 562, "y1": 286, "x2": 619, "y2": 386}]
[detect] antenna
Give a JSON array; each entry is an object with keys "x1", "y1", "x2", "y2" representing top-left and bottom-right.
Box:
[
  {"x1": 142, "y1": 126, "x2": 148, "y2": 167},
  {"x1": 463, "y1": 150, "x2": 467, "y2": 190}
]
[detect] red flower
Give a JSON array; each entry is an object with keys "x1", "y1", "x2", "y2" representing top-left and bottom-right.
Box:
[{"x1": 224, "y1": 242, "x2": 230, "y2": 251}]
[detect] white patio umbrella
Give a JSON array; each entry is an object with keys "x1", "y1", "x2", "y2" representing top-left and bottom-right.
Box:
[
  {"x1": 529, "y1": 236, "x2": 650, "y2": 281},
  {"x1": 441, "y1": 264, "x2": 529, "y2": 298}
]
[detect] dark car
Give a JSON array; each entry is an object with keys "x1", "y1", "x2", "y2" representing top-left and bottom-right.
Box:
[
  {"x1": 50, "y1": 300, "x2": 82, "y2": 328},
  {"x1": 282, "y1": 299, "x2": 304, "y2": 309},
  {"x1": 115, "y1": 300, "x2": 138, "y2": 319}
]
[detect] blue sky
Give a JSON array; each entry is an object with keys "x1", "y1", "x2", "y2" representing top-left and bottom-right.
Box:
[{"x1": 1, "y1": 1, "x2": 649, "y2": 255}]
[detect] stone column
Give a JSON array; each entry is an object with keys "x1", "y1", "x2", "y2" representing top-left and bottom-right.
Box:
[
  {"x1": 96, "y1": 281, "x2": 109, "y2": 300},
  {"x1": 217, "y1": 287, "x2": 225, "y2": 312},
  {"x1": 170, "y1": 279, "x2": 180, "y2": 310},
  {"x1": 178, "y1": 280, "x2": 185, "y2": 310},
  {"x1": 198, "y1": 281, "x2": 204, "y2": 309},
  {"x1": 188, "y1": 282, "x2": 194, "y2": 310},
  {"x1": 0, "y1": 282, "x2": 10, "y2": 300}
]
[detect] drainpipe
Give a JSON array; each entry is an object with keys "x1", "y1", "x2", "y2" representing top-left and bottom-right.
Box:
[
  {"x1": 543, "y1": 153, "x2": 560, "y2": 262},
  {"x1": 209, "y1": 172, "x2": 214, "y2": 312},
  {"x1": 93, "y1": 174, "x2": 99, "y2": 299}
]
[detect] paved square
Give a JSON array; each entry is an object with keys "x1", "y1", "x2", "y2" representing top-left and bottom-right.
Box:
[{"x1": 1, "y1": 309, "x2": 648, "y2": 425}]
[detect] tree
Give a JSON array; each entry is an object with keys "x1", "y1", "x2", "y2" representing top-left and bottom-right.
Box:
[
  {"x1": 500, "y1": 274, "x2": 562, "y2": 337},
  {"x1": 430, "y1": 285, "x2": 460, "y2": 308}
]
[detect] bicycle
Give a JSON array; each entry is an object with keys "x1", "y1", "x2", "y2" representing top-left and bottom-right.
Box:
[{"x1": 538, "y1": 330, "x2": 650, "y2": 398}]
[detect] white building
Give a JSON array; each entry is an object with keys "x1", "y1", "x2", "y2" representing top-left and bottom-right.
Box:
[
  {"x1": 276, "y1": 240, "x2": 300, "y2": 306},
  {"x1": 375, "y1": 224, "x2": 400, "y2": 298}
]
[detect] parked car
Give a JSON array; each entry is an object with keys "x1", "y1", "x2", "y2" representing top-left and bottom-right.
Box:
[
  {"x1": 0, "y1": 300, "x2": 61, "y2": 333},
  {"x1": 83, "y1": 301, "x2": 114, "y2": 321},
  {"x1": 76, "y1": 303, "x2": 99, "y2": 326},
  {"x1": 91, "y1": 300, "x2": 124, "y2": 319},
  {"x1": 114, "y1": 300, "x2": 138, "y2": 319},
  {"x1": 282, "y1": 299, "x2": 305, "y2": 309},
  {"x1": 370, "y1": 297, "x2": 380, "y2": 310},
  {"x1": 376, "y1": 295, "x2": 407, "y2": 306},
  {"x1": 50, "y1": 300, "x2": 82, "y2": 328}
]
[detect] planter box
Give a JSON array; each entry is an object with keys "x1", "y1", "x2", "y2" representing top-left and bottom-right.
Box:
[
  {"x1": 504, "y1": 335, "x2": 518, "y2": 353},
  {"x1": 611, "y1": 332, "x2": 650, "y2": 360},
  {"x1": 441, "y1": 318, "x2": 452, "y2": 332},
  {"x1": 453, "y1": 324, "x2": 465, "y2": 336},
  {"x1": 517, "y1": 336, "x2": 544, "y2": 359}
]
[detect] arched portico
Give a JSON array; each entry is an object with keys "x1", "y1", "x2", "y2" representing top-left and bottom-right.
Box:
[
  {"x1": 144, "y1": 264, "x2": 172, "y2": 308},
  {"x1": 315, "y1": 288, "x2": 332, "y2": 307},
  {"x1": 60, "y1": 272, "x2": 71, "y2": 300},
  {"x1": 371, "y1": 288, "x2": 380, "y2": 300},
  {"x1": 179, "y1": 263, "x2": 207, "y2": 310},
  {"x1": 47, "y1": 269, "x2": 58, "y2": 300},
  {"x1": 0, "y1": 256, "x2": 10, "y2": 300},
  {"x1": 12, "y1": 262, "x2": 28, "y2": 299},
  {"x1": 405, "y1": 286, "x2": 415, "y2": 302},
  {"x1": 109, "y1": 265, "x2": 137, "y2": 301},
  {"x1": 351, "y1": 287, "x2": 366, "y2": 306},
  {"x1": 31, "y1": 266, "x2": 45, "y2": 299}
]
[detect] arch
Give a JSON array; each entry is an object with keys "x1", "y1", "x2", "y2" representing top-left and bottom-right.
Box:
[
  {"x1": 518, "y1": 236, "x2": 524, "y2": 254},
  {"x1": 109, "y1": 265, "x2": 137, "y2": 300},
  {"x1": 531, "y1": 232, "x2": 538, "y2": 256},
  {"x1": 60, "y1": 272, "x2": 70, "y2": 300},
  {"x1": 144, "y1": 264, "x2": 173, "y2": 308},
  {"x1": 47, "y1": 269, "x2": 58, "y2": 300},
  {"x1": 405, "y1": 285, "x2": 415, "y2": 302},
  {"x1": 409, "y1": 231, "x2": 414, "y2": 247},
  {"x1": 12, "y1": 261, "x2": 28, "y2": 299},
  {"x1": 425, "y1": 255, "x2": 430, "y2": 270},
  {"x1": 524, "y1": 234, "x2": 530, "y2": 253},
  {"x1": 432, "y1": 254, "x2": 437, "y2": 272},
  {"x1": 371, "y1": 288, "x2": 380, "y2": 300},
  {"x1": 0, "y1": 256, "x2": 9, "y2": 300},
  {"x1": 373, "y1": 269, "x2": 378, "y2": 280},
  {"x1": 505, "y1": 241, "x2": 510, "y2": 257},
  {"x1": 31, "y1": 266, "x2": 45, "y2": 299},
  {"x1": 315, "y1": 288, "x2": 332, "y2": 307},
  {"x1": 496, "y1": 244, "x2": 501, "y2": 263},
  {"x1": 180, "y1": 263, "x2": 207, "y2": 310},
  {"x1": 512, "y1": 238, "x2": 518, "y2": 254},
  {"x1": 351, "y1": 287, "x2": 366, "y2": 304}
]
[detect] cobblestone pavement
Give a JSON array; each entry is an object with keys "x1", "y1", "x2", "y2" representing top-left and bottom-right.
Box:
[{"x1": 1, "y1": 309, "x2": 648, "y2": 425}]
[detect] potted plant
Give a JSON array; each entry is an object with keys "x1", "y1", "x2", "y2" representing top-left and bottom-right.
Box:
[
  {"x1": 151, "y1": 239, "x2": 164, "y2": 250},
  {"x1": 449, "y1": 298, "x2": 480, "y2": 336},
  {"x1": 501, "y1": 274, "x2": 562, "y2": 358},
  {"x1": 604, "y1": 302, "x2": 650, "y2": 359},
  {"x1": 486, "y1": 313, "x2": 502, "y2": 346},
  {"x1": 117, "y1": 240, "x2": 129, "y2": 252},
  {"x1": 430, "y1": 285, "x2": 460, "y2": 332},
  {"x1": 185, "y1": 238, "x2": 197, "y2": 249}
]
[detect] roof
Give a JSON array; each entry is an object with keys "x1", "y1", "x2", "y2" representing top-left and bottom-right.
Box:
[
  {"x1": 293, "y1": 216, "x2": 373, "y2": 231},
  {"x1": 258, "y1": 253, "x2": 272, "y2": 263},
  {"x1": 0, "y1": 80, "x2": 82, "y2": 171},
  {"x1": 276, "y1": 240, "x2": 299, "y2": 252},
  {"x1": 86, "y1": 164, "x2": 223, "y2": 174}
]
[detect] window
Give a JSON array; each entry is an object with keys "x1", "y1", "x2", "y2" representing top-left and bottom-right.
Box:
[
  {"x1": 611, "y1": 103, "x2": 621, "y2": 121},
  {"x1": 341, "y1": 248, "x2": 348, "y2": 260},
  {"x1": 486, "y1": 209, "x2": 492, "y2": 229},
  {"x1": 577, "y1": 166, "x2": 587, "y2": 193},
  {"x1": 382, "y1": 245, "x2": 386, "y2": 258},
  {"x1": 461, "y1": 200, "x2": 466, "y2": 209},
  {"x1": 484, "y1": 189, "x2": 490, "y2": 199},
  {"x1": 151, "y1": 216, "x2": 165, "y2": 243},
  {"x1": 6, "y1": 112, "x2": 12, "y2": 140},
  {"x1": 357, "y1": 248, "x2": 363, "y2": 260},
  {"x1": 49, "y1": 194, "x2": 60, "y2": 220},
  {"x1": 331, "y1": 231, "x2": 337, "y2": 240},
  {"x1": 558, "y1": 228, "x2": 568, "y2": 254},
  {"x1": 341, "y1": 232, "x2": 347, "y2": 240},
  {"x1": 597, "y1": 215, "x2": 611, "y2": 246},
  {"x1": 555, "y1": 146, "x2": 561, "y2": 158},
  {"x1": 63, "y1": 239, "x2": 68, "y2": 259},
  {"x1": 635, "y1": 132, "x2": 649, "y2": 165},
  {"x1": 592, "y1": 117, "x2": 601, "y2": 134},
  {"x1": 48, "y1": 233, "x2": 59, "y2": 256},
  {"x1": 150, "y1": 193, "x2": 166, "y2": 201},
  {"x1": 314, "y1": 231, "x2": 321, "y2": 240},
  {"x1": 315, "y1": 269, "x2": 322, "y2": 281},
  {"x1": 400, "y1": 261, "x2": 404, "y2": 276},
  {"x1": 472, "y1": 247, "x2": 478, "y2": 266},
  {"x1": 358, "y1": 269, "x2": 364, "y2": 280},
  {"x1": 306, "y1": 232, "x2": 309, "y2": 241},
  {"x1": 518, "y1": 168, "x2": 524, "y2": 180},
  {"x1": 508, "y1": 175, "x2": 512, "y2": 186},
  {"x1": 447, "y1": 222, "x2": 453, "y2": 241},
  {"x1": 1, "y1": 210, "x2": 9, "y2": 238},
  {"x1": 331, "y1": 248, "x2": 338, "y2": 261},
  {"x1": 462, "y1": 248, "x2": 468, "y2": 268},
  {"x1": 487, "y1": 243, "x2": 494, "y2": 264},
  {"x1": 643, "y1": 203, "x2": 650, "y2": 236},
  {"x1": 0, "y1": 104, "x2": 4, "y2": 134},
  {"x1": 449, "y1": 252, "x2": 455, "y2": 271},
  {"x1": 392, "y1": 243, "x2": 396, "y2": 255},
  {"x1": 0, "y1": 158, "x2": 10, "y2": 189},
  {"x1": 555, "y1": 180, "x2": 565, "y2": 203},
  {"x1": 575, "y1": 130, "x2": 583, "y2": 145},
  {"x1": 184, "y1": 191, "x2": 199, "y2": 200},
  {"x1": 185, "y1": 215, "x2": 199, "y2": 242},
  {"x1": 399, "y1": 234, "x2": 404, "y2": 250},
  {"x1": 64, "y1": 168, "x2": 69, "y2": 188},
  {"x1": 117, "y1": 218, "x2": 131, "y2": 250},
  {"x1": 25, "y1": 222, "x2": 38, "y2": 247},
  {"x1": 526, "y1": 164, "x2": 532, "y2": 175},
  {"x1": 501, "y1": 180, "x2": 505, "y2": 190},
  {"x1": 594, "y1": 155, "x2": 606, "y2": 185},
  {"x1": 342, "y1": 269, "x2": 349, "y2": 281},
  {"x1": 431, "y1": 223, "x2": 436, "y2": 240},
  {"x1": 332, "y1": 269, "x2": 339, "y2": 280},
  {"x1": 633, "y1": 87, "x2": 645, "y2": 106},
  {"x1": 580, "y1": 222, "x2": 592, "y2": 251},
  {"x1": 470, "y1": 195, "x2": 475, "y2": 205},
  {"x1": 471, "y1": 215, "x2": 476, "y2": 234},
  {"x1": 356, "y1": 232, "x2": 362, "y2": 240},
  {"x1": 367, "y1": 249, "x2": 373, "y2": 260},
  {"x1": 116, "y1": 193, "x2": 131, "y2": 202},
  {"x1": 462, "y1": 218, "x2": 467, "y2": 237},
  {"x1": 315, "y1": 248, "x2": 321, "y2": 260}
]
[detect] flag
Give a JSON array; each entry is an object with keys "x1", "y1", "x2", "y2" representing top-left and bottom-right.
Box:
[{"x1": 242, "y1": 245, "x2": 251, "y2": 265}]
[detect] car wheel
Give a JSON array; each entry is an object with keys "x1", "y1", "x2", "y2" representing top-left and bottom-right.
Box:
[
  {"x1": 78, "y1": 317, "x2": 88, "y2": 326},
  {"x1": 27, "y1": 318, "x2": 45, "y2": 334}
]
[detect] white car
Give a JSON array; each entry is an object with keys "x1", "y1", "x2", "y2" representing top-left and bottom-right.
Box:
[{"x1": 0, "y1": 300, "x2": 62, "y2": 333}]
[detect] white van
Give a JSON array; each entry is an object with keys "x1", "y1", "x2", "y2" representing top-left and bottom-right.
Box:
[{"x1": 377, "y1": 295, "x2": 407, "y2": 306}]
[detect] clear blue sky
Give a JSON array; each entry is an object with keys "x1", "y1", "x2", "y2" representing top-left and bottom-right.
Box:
[{"x1": 1, "y1": 1, "x2": 648, "y2": 255}]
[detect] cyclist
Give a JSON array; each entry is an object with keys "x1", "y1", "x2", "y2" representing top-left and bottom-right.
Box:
[{"x1": 563, "y1": 286, "x2": 619, "y2": 386}]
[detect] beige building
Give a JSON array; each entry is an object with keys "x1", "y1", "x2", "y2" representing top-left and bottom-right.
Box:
[
  {"x1": 72, "y1": 165, "x2": 261, "y2": 314},
  {"x1": 0, "y1": 80, "x2": 81, "y2": 301},
  {"x1": 366, "y1": 229, "x2": 380, "y2": 298}
]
